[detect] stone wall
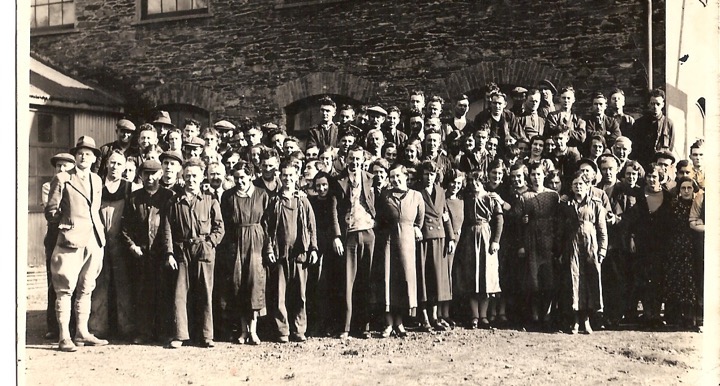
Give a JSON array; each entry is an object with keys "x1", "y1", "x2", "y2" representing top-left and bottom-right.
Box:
[{"x1": 30, "y1": 0, "x2": 666, "y2": 126}]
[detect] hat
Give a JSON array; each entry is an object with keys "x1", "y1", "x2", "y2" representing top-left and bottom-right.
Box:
[
  {"x1": 367, "y1": 106, "x2": 388, "y2": 116},
  {"x1": 511, "y1": 86, "x2": 528, "y2": 96},
  {"x1": 260, "y1": 122, "x2": 278, "y2": 132},
  {"x1": 183, "y1": 136, "x2": 205, "y2": 148},
  {"x1": 539, "y1": 79, "x2": 558, "y2": 94},
  {"x1": 70, "y1": 136, "x2": 101, "y2": 157},
  {"x1": 159, "y1": 150, "x2": 183, "y2": 164},
  {"x1": 50, "y1": 152, "x2": 75, "y2": 167},
  {"x1": 152, "y1": 111, "x2": 175, "y2": 127},
  {"x1": 214, "y1": 120, "x2": 236, "y2": 131},
  {"x1": 577, "y1": 158, "x2": 599, "y2": 174},
  {"x1": 653, "y1": 149, "x2": 676, "y2": 163},
  {"x1": 139, "y1": 159, "x2": 162, "y2": 172},
  {"x1": 116, "y1": 119, "x2": 136, "y2": 132}
]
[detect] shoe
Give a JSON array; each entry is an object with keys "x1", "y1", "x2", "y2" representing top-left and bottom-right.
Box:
[
  {"x1": 237, "y1": 332, "x2": 249, "y2": 344},
  {"x1": 290, "y1": 333, "x2": 307, "y2": 342},
  {"x1": 247, "y1": 333, "x2": 261, "y2": 345},
  {"x1": 74, "y1": 334, "x2": 109, "y2": 347},
  {"x1": 438, "y1": 319, "x2": 452, "y2": 330},
  {"x1": 380, "y1": 326, "x2": 393, "y2": 338},
  {"x1": 338, "y1": 332, "x2": 350, "y2": 340},
  {"x1": 570, "y1": 323, "x2": 579, "y2": 335},
  {"x1": 444, "y1": 318, "x2": 457, "y2": 329},
  {"x1": 277, "y1": 335, "x2": 289, "y2": 343},
  {"x1": 58, "y1": 339, "x2": 77, "y2": 352},
  {"x1": 479, "y1": 318, "x2": 493, "y2": 329},
  {"x1": 132, "y1": 337, "x2": 147, "y2": 345},
  {"x1": 583, "y1": 320, "x2": 593, "y2": 335},
  {"x1": 200, "y1": 339, "x2": 215, "y2": 348},
  {"x1": 430, "y1": 319, "x2": 447, "y2": 331},
  {"x1": 44, "y1": 331, "x2": 58, "y2": 340},
  {"x1": 167, "y1": 340, "x2": 183, "y2": 349},
  {"x1": 361, "y1": 331, "x2": 372, "y2": 339},
  {"x1": 469, "y1": 318, "x2": 479, "y2": 330},
  {"x1": 418, "y1": 319, "x2": 432, "y2": 332},
  {"x1": 393, "y1": 325, "x2": 408, "y2": 338}
]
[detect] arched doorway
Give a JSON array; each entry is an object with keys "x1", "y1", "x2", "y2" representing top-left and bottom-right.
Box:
[{"x1": 284, "y1": 94, "x2": 364, "y2": 138}]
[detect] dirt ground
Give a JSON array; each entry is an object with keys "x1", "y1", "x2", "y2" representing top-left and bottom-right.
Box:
[{"x1": 20, "y1": 290, "x2": 717, "y2": 386}]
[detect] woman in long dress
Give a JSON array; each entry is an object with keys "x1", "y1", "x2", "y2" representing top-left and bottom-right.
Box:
[
  {"x1": 557, "y1": 171, "x2": 607, "y2": 334},
  {"x1": 441, "y1": 170, "x2": 465, "y2": 327},
  {"x1": 453, "y1": 170, "x2": 504, "y2": 329},
  {"x1": 376, "y1": 164, "x2": 425, "y2": 337},
  {"x1": 219, "y1": 161, "x2": 271, "y2": 345}
]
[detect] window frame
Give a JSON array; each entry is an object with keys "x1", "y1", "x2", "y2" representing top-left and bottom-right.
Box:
[
  {"x1": 135, "y1": 0, "x2": 212, "y2": 24},
  {"x1": 30, "y1": 0, "x2": 77, "y2": 35},
  {"x1": 274, "y1": 0, "x2": 348, "y2": 10}
]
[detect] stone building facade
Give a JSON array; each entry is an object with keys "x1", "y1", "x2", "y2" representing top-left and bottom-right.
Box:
[{"x1": 30, "y1": 0, "x2": 665, "y2": 135}]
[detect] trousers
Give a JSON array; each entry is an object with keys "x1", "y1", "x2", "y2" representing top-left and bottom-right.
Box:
[
  {"x1": 343, "y1": 229, "x2": 375, "y2": 332},
  {"x1": 270, "y1": 259, "x2": 308, "y2": 337}
]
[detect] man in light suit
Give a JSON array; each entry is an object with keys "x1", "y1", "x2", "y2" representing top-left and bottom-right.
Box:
[
  {"x1": 45, "y1": 136, "x2": 108, "y2": 352},
  {"x1": 332, "y1": 147, "x2": 376, "y2": 339}
]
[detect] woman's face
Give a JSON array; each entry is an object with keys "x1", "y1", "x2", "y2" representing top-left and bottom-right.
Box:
[
  {"x1": 234, "y1": 169, "x2": 253, "y2": 192},
  {"x1": 531, "y1": 139, "x2": 544, "y2": 157},
  {"x1": 389, "y1": 168, "x2": 407, "y2": 190},
  {"x1": 470, "y1": 177, "x2": 484, "y2": 193},
  {"x1": 645, "y1": 169, "x2": 661, "y2": 192},
  {"x1": 590, "y1": 140, "x2": 605, "y2": 158},
  {"x1": 250, "y1": 148, "x2": 262, "y2": 166},
  {"x1": 404, "y1": 146, "x2": 418, "y2": 161},
  {"x1": 449, "y1": 177, "x2": 464, "y2": 195},
  {"x1": 464, "y1": 136, "x2": 475, "y2": 152},
  {"x1": 679, "y1": 180, "x2": 695, "y2": 200},
  {"x1": 372, "y1": 165, "x2": 388, "y2": 186},
  {"x1": 422, "y1": 170, "x2": 437, "y2": 187},
  {"x1": 624, "y1": 167, "x2": 639, "y2": 187},
  {"x1": 489, "y1": 167, "x2": 504, "y2": 187},
  {"x1": 383, "y1": 147, "x2": 398, "y2": 163}
]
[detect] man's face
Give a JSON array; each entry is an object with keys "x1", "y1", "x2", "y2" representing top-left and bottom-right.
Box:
[
  {"x1": 544, "y1": 138, "x2": 557, "y2": 154},
  {"x1": 383, "y1": 147, "x2": 398, "y2": 163},
  {"x1": 303, "y1": 162, "x2": 318, "y2": 181},
  {"x1": 225, "y1": 153, "x2": 241, "y2": 171},
  {"x1": 527, "y1": 93, "x2": 541, "y2": 112},
  {"x1": 339, "y1": 109, "x2": 355, "y2": 124},
  {"x1": 409, "y1": 117, "x2": 423, "y2": 134},
  {"x1": 207, "y1": 164, "x2": 225, "y2": 189},
  {"x1": 560, "y1": 91, "x2": 575, "y2": 110},
  {"x1": 138, "y1": 130, "x2": 158, "y2": 149},
  {"x1": 529, "y1": 168, "x2": 544, "y2": 188},
  {"x1": 425, "y1": 133, "x2": 441, "y2": 153},
  {"x1": 649, "y1": 96, "x2": 665, "y2": 117},
  {"x1": 623, "y1": 167, "x2": 639, "y2": 187},
  {"x1": 305, "y1": 147, "x2": 319, "y2": 161},
  {"x1": 656, "y1": 157, "x2": 673, "y2": 178},
  {"x1": 609, "y1": 92, "x2": 625, "y2": 110},
  {"x1": 599, "y1": 160, "x2": 618, "y2": 183},
  {"x1": 117, "y1": 129, "x2": 133, "y2": 144},
  {"x1": 247, "y1": 129, "x2": 263, "y2": 146},
  {"x1": 541, "y1": 88, "x2": 553, "y2": 101},
  {"x1": 388, "y1": 168, "x2": 407, "y2": 189},
  {"x1": 590, "y1": 139, "x2": 605, "y2": 158},
  {"x1": 612, "y1": 141, "x2": 631, "y2": 161},
  {"x1": 454, "y1": 99, "x2": 469, "y2": 117},
  {"x1": 677, "y1": 165, "x2": 695, "y2": 180},
  {"x1": 320, "y1": 105, "x2": 336, "y2": 123},
  {"x1": 141, "y1": 169, "x2": 162, "y2": 190},
  {"x1": 356, "y1": 113, "x2": 369, "y2": 127},
  {"x1": 234, "y1": 170, "x2": 253, "y2": 192},
  {"x1": 371, "y1": 165, "x2": 388, "y2": 186},
  {"x1": 106, "y1": 153, "x2": 126, "y2": 180},
  {"x1": 167, "y1": 132, "x2": 182, "y2": 151},
  {"x1": 162, "y1": 159, "x2": 181, "y2": 177},
  {"x1": 369, "y1": 113, "x2": 385, "y2": 130},
  {"x1": 591, "y1": 97, "x2": 607, "y2": 116},
  {"x1": 554, "y1": 133, "x2": 569, "y2": 150},
  {"x1": 571, "y1": 176, "x2": 590, "y2": 197},
  {"x1": 183, "y1": 165, "x2": 204, "y2": 192},
  {"x1": 335, "y1": 137, "x2": 351, "y2": 154},
  {"x1": 489, "y1": 96, "x2": 506, "y2": 115},
  {"x1": 319, "y1": 153, "x2": 333, "y2": 169},
  {"x1": 404, "y1": 145, "x2": 418, "y2": 161},
  {"x1": 410, "y1": 95, "x2": 425, "y2": 111},
  {"x1": 271, "y1": 134, "x2": 285, "y2": 150},
  {"x1": 183, "y1": 124, "x2": 199, "y2": 141},
  {"x1": 425, "y1": 118, "x2": 440, "y2": 133},
  {"x1": 203, "y1": 133, "x2": 219, "y2": 151},
  {"x1": 690, "y1": 147, "x2": 703, "y2": 168},
  {"x1": 486, "y1": 138, "x2": 499, "y2": 156},
  {"x1": 249, "y1": 148, "x2": 262, "y2": 166},
  {"x1": 368, "y1": 131, "x2": 384, "y2": 151},
  {"x1": 54, "y1": 160, "x2": 74, "y2": 174},
  {"x1": 283, "y1": 140, "x2": 300, "y2": 156},
  {"x1": 74, "y1": 148, "x2": 96, "y2": 170},
  {"x1": 578, "y1": 164, "x2": 596, "y2": 181},
  {"x1": 280, "y1": 166, "x2": 299, "y2": 190},
  {"x1": 645, "y1": 169, "x2": 661, "y2": 191},
  {"x1": 510, "y1": 169, "x2": 526, "y2": 189},
  {"x1": 315, "y1": 176, "x2": 330, "y2": 197},
  {"x1": 261, "y1": 157, "x2": 279, "y2": 180},
  {"x1": 388, "y1": 112, "x2": 401, "y2": 128},
  {"x1": 184, "y1": 146, "x2": 202, "y2": 158},
  {"x1": 474, "y1": 130, "x2": 489, "y2": 150},
  {"x1": 347, "y1": 150, "x2": 364, "y2": 172},
  {"x1": 427, "y1": 102, "x2": 442, "y2": 118}
]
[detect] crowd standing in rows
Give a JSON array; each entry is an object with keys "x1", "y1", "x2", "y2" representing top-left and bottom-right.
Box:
[{"x1": 42, "y1": 81, "x2": 706, "y2": 353}]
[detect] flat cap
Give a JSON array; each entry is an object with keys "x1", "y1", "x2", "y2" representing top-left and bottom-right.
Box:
[
  {"x1": 140, "y1": 159, "x2": 162, "y2": 172},
  {"x1": 50, "y1": 152, "x2": 76, "y2": 167},
  {"x1": 539, "y1": 79, "x2": 558, "y2": 95},
  {"x1": 367, "y1": 106, "x2": 388, "y2": 116},
  {"x1": 511, "y1": 86, "x2": 528, "y2": 95},
  {"x1": 653, "y1": 149, "x2": 676, "y2": 163},
  {"x1": 116, "y1": 119, "x2": 136, "y2": 132},
  {"x1": 159, "y1": 150, "x2": 183, "y2": 164},
  {"x1": 214, "y1": 120, "x2": 236, "y2": 131},
  {"x1": 578, "y1": 158, "x2": 599, "y2": 174},
  {"x1": 183, "y1": 136, "x2": 206, "y2": 148}
]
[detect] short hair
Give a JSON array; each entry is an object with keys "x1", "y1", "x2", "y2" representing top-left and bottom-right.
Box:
[
  {"x1": 222, "y1": 150, "x2": 242, "y2": 164},
  {"x1": 623, "y1": 160, "x2": 646, "y2": 179},
  {"x1": 288, "y1": 150, "x2": 305, "y2": 162},
  {"x1": 279, "y1": 160, "x2": 300, "y2": 174},
  {"x1": 347, "y1": 146, "x2": 366, "y2": 159},
  {"x1": 509, "y1": 162, "x2": 528, "y2": 176},
  {"x1": 690, "y1": 138, "x2": 704, "y2": 150},
  {"x1": 339, "y1": 104, "x2": 355, "y2": 113},
  {"x1": 527, "y1": 162, "x2": 546, "y2": 175},
  {"x1": 313, "y1": 171, "x2": 332, "y2": 183},
  {"x1": 485, "y1": 82, "x2": 499, "y2": 93},
  {"x1": 184, "y1": 118, "x2": 200, "y2": 128},
  {"x1": 527, "y1": 88, "x2": 541, "y2": 97},
  {"x1": 421, "y1": 159, "x2": 439, "y2": 174},
  {"x1": 489, "y1": 91, "x2": 507, "y2": 101},
  {"x1": 505, "y1": 143, "x2": 521, "y2": 158},
  {"x1": 456, "y1": 94, "x2": 470, "y2": 102},
  {"x1": 107, "y1": 149, "x2": 126, "y2": 162},
  {"x1": 387, "y1": 106, "x2": 401, "y2": 115},
  {"x1": 529, "y1": 135, "x2": 545, "y2": 145},
  {"x1": 570, "y1": 170, "x2": 591, "y2": 184},
  {"x1": 389, "y1": 163, "x2": 408, "y2": 175},
  {"x1": 610, "y1": 88, "x2": 625, "y2": 97},
  {"x1": 410, "y1": 90, "x2": 425, "y2": 98},
  {"x1": 468, "y1": 170, "x2": 485, "y2": 185},
  {"x1": 676, "y1": 159, "x2": 691, "y2": 170},
  {"x1": 649, "y1": 88, "x2": 666, "y2": 100},
  {"x1": 560, "y1": 86, "x2": 575, "y2": 94},
  {"x1": 370, "y1": 158, "x2": 390, "y2": 172},
  {"x1": 613, "y1": 136, "x2": 633, "y2": 147},
  {"x1": 382, "y1": 142, "x2": 398, "y2": 155},
  {"x1": 318, "y1": 95, "x2": 337, "y2": 109},
  {"x1": 200, "y1": 127, "x2": 219, "y2": 138},
  {"x1": 143, "y1": 144, "x2": 163, "y2": 155},
  {"x1": 260, "y1": 148, "x2": 280, "y2": 161},
  {"x1": 590, "y1": 135, "x2": 607, "y2": 147},
  {"x1": 591, "y1": 92, "x2": 607, "y2": 101},
  {"x1": 427, "y1": 95, "x2": 444, "y2": 105},
  {"x1": 443, "y1": 169, "x2": 466, "y2": 189},
  {"x1": 138, "y1": 123, "x2": 157, "y2": 134},
  {"x1": 284, "y1": 135, "x2": 300, "y2": 145},
  {"x1": 555, "y1": 124, "x2": 571, "y2": 135},
  {"x1": 232, "y1": 160, "x2": 254, "y2": 176},
  {"x1": 206, "y1": 161, "x2": 224, "y2": 172},
  {"x1": 183, "y1": 157, "x2": 206, "y2": 170},
  {"x1": 488, "y1": 158, "x2": 506, "y2": 174},
  {"x1": 407, "y1": 107, "x2": 424, "y2": 119},
  {"x1": 646, "y1": 162, "x2": 665, "y2": 181},
  {"x1": 597, "y1": 153, "x2": 620, "y2": 168}
]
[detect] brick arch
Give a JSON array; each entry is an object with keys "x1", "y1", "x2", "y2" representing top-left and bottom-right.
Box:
[
  {"x1": 274, "y1": 72, "x2": 377, "y2": 109},
  {"x1": 440, "y1": 59, "x2": 572, "y2": 99},
  {"x1": 143, "y1": 83, "x2": 224, "y2": 113}
]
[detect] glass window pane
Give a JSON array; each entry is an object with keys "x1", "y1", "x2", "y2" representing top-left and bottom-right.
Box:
[
  {"x1": 147, "y1": 0, "x2": 162, "y2": 14},
  {"x1": 195, "y1": 0, "x2": 207, "y2": 9},
  {"x1": 63, "y1": 2, "x2": 75, "y2": 25},
  {"x1": 177, "y1": 0, "x2": 191, "y2": 11},
  {"x1": 30, "y1": 9, "x2": 36, "y2": 28},
  {"x1": 37, "y1": 114, "x2": 53, "y2": 143},
  {"x1": 36, "y1": 0, "x2": 48, "y2": 4},
  {"x1": 49, "y1": 3, "x2": 62, "y2": 26},
  {"x1": 35, "y1": 5, "x2": 49, "y2": 27},
  {"x1": 162, "y1": 0, "x2": 177, "y2": 12}
]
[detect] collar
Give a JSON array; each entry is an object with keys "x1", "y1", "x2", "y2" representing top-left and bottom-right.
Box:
[{"x1": 236, "y1": 185, "x2": 254, "y2": 198}]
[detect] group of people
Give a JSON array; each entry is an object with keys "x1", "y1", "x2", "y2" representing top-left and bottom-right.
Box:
[{"x1": 41, "y1": 80, "x2": 706, "y2": 353}]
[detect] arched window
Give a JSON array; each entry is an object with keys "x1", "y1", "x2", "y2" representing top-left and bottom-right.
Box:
[{"x1": 284, "y1": 94, "x2": 364, "y2": 138}]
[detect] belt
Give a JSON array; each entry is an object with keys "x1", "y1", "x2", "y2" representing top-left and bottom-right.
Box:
[
  {"x1": 237, "y1": 223, "x2": 261, "y2": 228},
  {"x1": 175, "y1": 237, "x2": 207, "y2": 244}
]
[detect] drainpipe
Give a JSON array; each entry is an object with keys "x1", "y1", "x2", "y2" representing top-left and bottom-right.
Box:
[{"x1": 648, "y1": 0, "x2": 653, "y2": 90}]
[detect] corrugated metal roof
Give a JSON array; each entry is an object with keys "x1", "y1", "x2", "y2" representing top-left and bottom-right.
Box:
[{"x1": 29, "y1": 56, "x2": 125, "y2": 108}]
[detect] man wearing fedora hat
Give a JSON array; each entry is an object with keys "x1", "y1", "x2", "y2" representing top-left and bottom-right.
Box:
[
  {"x1": 120, "y1": 159, "x2": 176, "y2": 344},
  {"x1": 538, "y1": 79, "x2": 557, "y2": 118},
  {"x1": 42, "y1": 153, "x2": 76, "y2": 340},
  {"x1": 45, "y1": 136, "x2": 108, "y2": 352},
  {"x1": 153, "y1": 111, "x2": 177, "y2": 150},
  {"x1": 97, "y1": 119, "x2": 139, "y2": 178}
]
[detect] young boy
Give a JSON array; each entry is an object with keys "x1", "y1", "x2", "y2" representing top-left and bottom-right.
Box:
[{"x1": 265, "y1": 161, "x2": 318, "y2": 342}]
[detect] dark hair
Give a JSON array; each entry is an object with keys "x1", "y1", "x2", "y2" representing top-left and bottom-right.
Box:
[
  {"x1": 622, "y1": 160, "x2": 646, "y2": 179},
  {"x1": 509, "y1": 162, "x2": 528, "y2": 177},
  {"x1": 690, "y1": 138, "x2": 704, "y2": 151},
  {"x1": 676, "y1": 159, "x2": 691, "y2": 170},
  {"x1": 421, "y1": 159, "x2": 439, "y2": 174},
  {"x1": 313, "y1": 171, "x2": 332, "y2": 183},
  {"x1": 649, "y1": 88, "x2": 666, "y2": 100},
  {"x1": 489, "y1": 91, "x2": 507, "y2": 101},
  {"x1": 387, "y1": 106, "x2": 401, "y2": 115},
  {"x1": 488, "y1": 158, "x2": 506, "y2": 174},
  {"x1": 527, "y1": 88, "x2": 540, "y2": 97},
  {"x1": 427, "y1": 95, "x2": 444, "y2": 105},
  {"x1": 590, "y1": 135, "x2": 607, "y2": 147},
  {"x1": 318, "y1": 95, "x2": 337, "y2": 109},
  {"x1": 370, "y1": 158, "x2": 390, "y2": 172},
  {"x1": 279, "y1": 160, "x2": 300, "y2": 174},
  {"x1": 485, "y1": 82, "x2": 499, "y2": 93},
  {"x1": 143, "y1": 144, "x2": 163, "y2": 155},
  {"x1": 183, "y1": 157, "x2": 206, "y2": 170},
  {"x1": 339, "y1": 104, "x2": 355, "y2": 113},
  {"x1": 527, "y1": 162, "x2": 546, "y2": 175},
  {"x1": 184, "y1": 118, "x2": 200, "y2": 127},
  {"x1": 560, "y1": 86, "x2": 575, "y2": 94},
  {"x1": 232, "y1": 160, "x2": 254, "y2": 176},
  {"x1": 646, "y1": 162, "x2": 665, "y2": 181},
  {"x1": 676, "y1": 176, "x2": 700, "y2": 193},
  {"x1": 260, "y1": 148, "x2": 280, "y2": 161},
  {"x1": 138, "y1": 123, "x2": 157, "y2": 134},
  {"x1": 529, "y1": 135, "x2": 545, "y2": 146},
  {"x1": 410, "y1": 90, "x2": 425, "y2": 98},
  {"x1": 610, "y1": 88, "x2": 625, "y2": 97}
]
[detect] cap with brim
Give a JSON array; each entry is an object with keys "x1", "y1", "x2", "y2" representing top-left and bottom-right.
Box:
[
  {"x1": 367, "y1": 106, "x2": 388, "y2": 116},
  {"x1": 116, "y1": 119, "x2": 136, "y2": 132},
  {"x1": 214, "y1": 120, "x2": 236, "y2": 131},
  {"x1": 153, "y1": 111, "x2": 176, "y2": 128},
  {"x1": 140, "y1": 160, "x2": 162, "y2": 172},
  {"x1": 70, "y1": 136, "x2": 101, "y2": 158},
  {"x1": 539, "y1": 79, "x2": 558, "y2": 95},
  {"x1": 50, "y1": 152, "x2": 76, "y2": 167},
  {"x1": 653, "y1": 149, "x2": 676, "y2": 163},
  {"x1": 183, "y1": 137, "x2": 205, "y2": 148},
  {"x1": 159, "y1": 150, "x2": 183, "y2": 164},
  {"x1": 511, "y1": 86, "x2": 528, "y2": 95},
  {"x1": 578, "y1": 158, "x2": 599, "y2": 174}
]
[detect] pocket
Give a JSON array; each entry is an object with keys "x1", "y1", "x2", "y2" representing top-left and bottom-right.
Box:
[{"x1": 199, "y1": 240, "x2": 216, "y2": 263}]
